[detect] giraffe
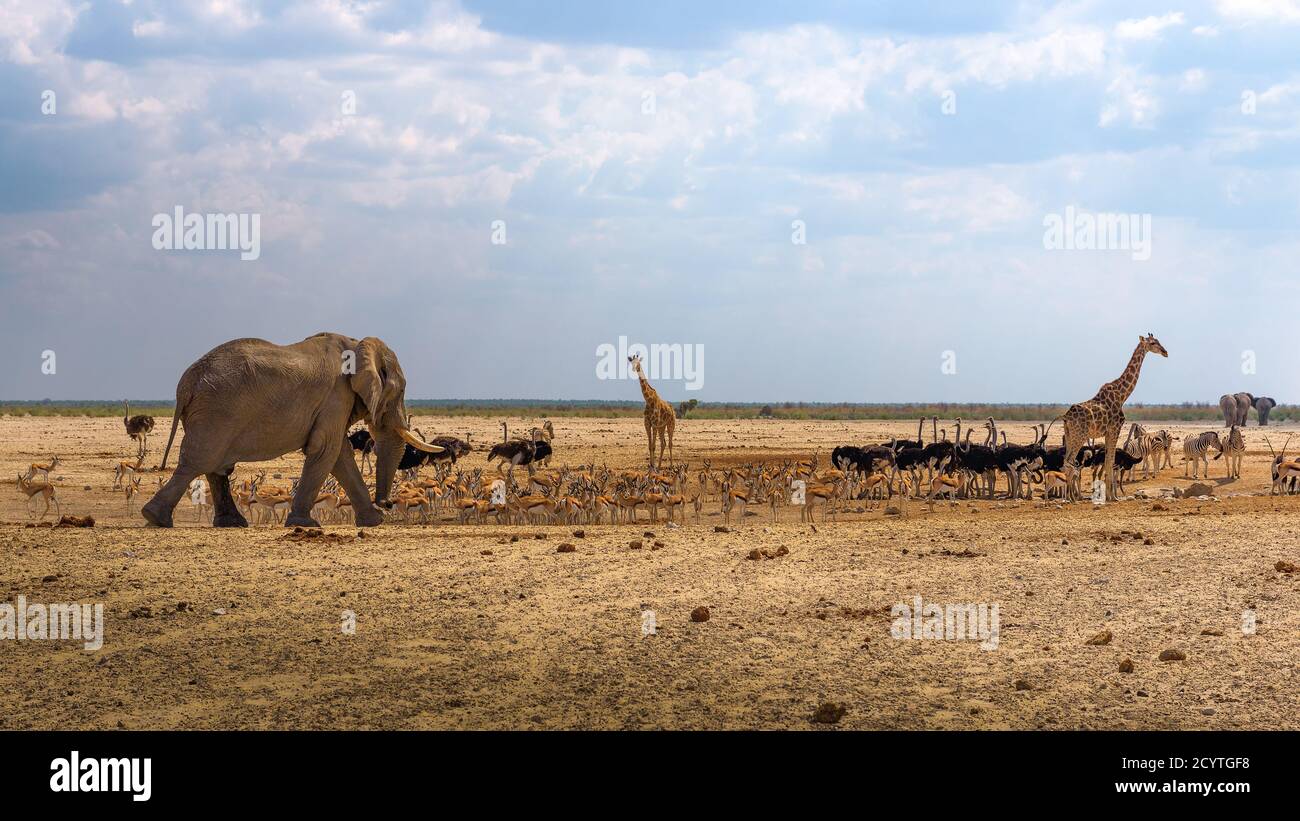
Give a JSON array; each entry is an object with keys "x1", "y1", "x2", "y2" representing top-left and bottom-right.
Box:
[
  {"x1": 628, "y1": 354, "x2": 675, "y2": 469},
  {"x1": 1056, "y1": 333, "x2": 1168, "y2": 502}
]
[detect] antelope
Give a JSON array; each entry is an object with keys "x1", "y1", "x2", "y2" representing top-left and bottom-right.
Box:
[
  {"x1": 1041, "y1": 470, "x2": 1069, "y2": 500},
  {"x1": 24, "y1": 455, "x2": 60, "y2": 483},
  {"x1": 124, "y1": 475, "x2": 144, "y2": 514},
  {"x1": 800, "y1": 482, "x2": 835, "y2": 522},
  {"x1": 17, "y1": 473, "x2": 60, "y2": 520},
  {"x1": 113, "y1": 456, "x2": 144, "y2": 489}
]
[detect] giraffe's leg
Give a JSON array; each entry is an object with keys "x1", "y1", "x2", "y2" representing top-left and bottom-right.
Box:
[
  {"x1": 645, "y1": 421, "x2": 655, "y2": 468},
  {"x1": 1103, "y1": 428, "x2": 1119, "y2": 501},
  {"x1": 1063, "y1": 425, "x2": 1086, "y2": 502}
]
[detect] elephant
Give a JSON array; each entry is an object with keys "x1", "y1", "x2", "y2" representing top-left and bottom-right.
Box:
[
  {"x1": 1255, "y1": 396, "x2": 1277, "y2": 426},
  {"x1": 140, "y1": 334, "x2": 442, "y2": 528},
  {"x1": 1219, "y1": 392, "x2": 1255, "y2": 427}
]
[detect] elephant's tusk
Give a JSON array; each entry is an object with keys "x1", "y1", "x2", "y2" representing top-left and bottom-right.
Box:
[{"x1": 398, "y1": 427, "x2": 445, "y2": 453}]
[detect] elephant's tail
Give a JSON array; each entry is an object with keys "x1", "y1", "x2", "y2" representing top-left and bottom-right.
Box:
[{"x1": 158, "y1": 382, "x2": 193, "y2": 471}]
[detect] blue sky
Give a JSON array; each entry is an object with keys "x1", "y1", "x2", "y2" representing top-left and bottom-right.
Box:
[{"x1": 2, "y1": 0, "x2": 1300, "y2": 403}]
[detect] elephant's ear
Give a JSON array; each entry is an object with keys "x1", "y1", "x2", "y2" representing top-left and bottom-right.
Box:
[{"x1": 350, "y1": 337, "x2": 398, "y2": 426}]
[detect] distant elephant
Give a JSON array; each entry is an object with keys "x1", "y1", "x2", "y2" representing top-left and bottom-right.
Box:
[
  {"x1": 141, "y1": 334, "x2": 442, "y2": 528},
  {"x1": 1255, "y1": 396, "x2": 1277, "y2": 426},
  {"x1": 1219, "y1": 392, "x2": 1254, "y2": 427}
]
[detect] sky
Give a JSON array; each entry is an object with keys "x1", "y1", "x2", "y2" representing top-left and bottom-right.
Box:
[{"x1": 2, "y1": 0, "x2": 1300, "y2": 403}]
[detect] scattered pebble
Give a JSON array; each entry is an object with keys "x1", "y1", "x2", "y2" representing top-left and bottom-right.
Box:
[
  {"x1": 690, "y1": 606, "x2": 710, "y2": 623},
  {"x1": 811, "y1": 702, "x2": 845, "y2": 724}
]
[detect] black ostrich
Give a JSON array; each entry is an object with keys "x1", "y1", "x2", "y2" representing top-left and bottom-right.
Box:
[
  {"x1": 123, "y1": 400, "x2": 156, "y2": 461},
  {"x1": 428, "y1": 435, "x2": 472, "y2": 464},
  {"x1": 347, "y1": 428, "x2": 375, "y2": 475},
  {"x1": 394, "y1": 433, "x2": 474, "y2": 474},
  {"x1": 487, "y1": 428, "x2": 542, "y2": 488}
]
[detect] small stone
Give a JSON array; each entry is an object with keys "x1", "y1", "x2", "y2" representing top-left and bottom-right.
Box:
[
  {"x1": 1085, "y1": 630, "x2": 1113, "y2": 646},
  {"x1": 1201, "y1": 708, "x2": 1216, "y2": 716},
  {"x1": 175, "y1": 601, "x2": 189, "y2": 612},
  {"x1": 572, "y1": 530, "x2": 585, "y2": 538},
  {"x1": 1151, "y1": 503, "x2": 1167, "y2": 511},
  {"x1": 643, "y1": 531, "x2": 654, "y2": 538},
  {"x1": 628, "y1": 540, "x2": 643, "y2": 550},
  {"x1": 1275, "y1": 560, "x2": 1298, "y2": 573},
  {"x1": 556, "y1": 543, "x2": 575, "y2": 553},
  {"x1": 884, "y1": 506, "x2": 901, "y2": 516},
  {"x1": 714, "y1": 526, "x2": 730, "y2": 533},
  {"x1": 690, "y1": 606, "x2": 710, "y2": 623},
  {"x1": 1014, "y1": 679, "x2": 1032, "y2": 691},
  {"x1": 534, "y1": 533, "x2": 547, "y2": 540},
  {"x1": 1143, "y1": 538, "x2": 1154, "y2": 545},
  {"x1": 212, "y1": 608, "x2": 226, "y2": 616},
  {"x1": 746, "y1": 549, "x2": 762, "y2": 561},
  {"x1": 1118, "y1": 658, "x2": 1134, "y2": 673},
  {"x1": 1159, "y1": 648, "x2": 1186, "y2": 662},
  {"x1": 1200, "y1": 628, "x2": 1223, "y2": 636},
  {"x1": 811, "y1": 702, "x2": 845, "y2": 724},
  {"x1": 1061, "y1": 539, "x2": 1069, "y2": 545},
  {"x1": 480, "y1": 549, "x2": 493, "y2": 556}
]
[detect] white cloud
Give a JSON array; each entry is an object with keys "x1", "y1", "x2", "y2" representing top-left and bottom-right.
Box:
[
  {"x1": 1214, "y1": 0, "x2": 1300, "y2": 23},
  {"x1": 1116, "y1": 12, "x2": 1185, "y2": 40}
]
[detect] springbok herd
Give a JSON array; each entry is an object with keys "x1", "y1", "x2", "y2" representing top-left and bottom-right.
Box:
[{"x1": 11, "y1": 413, "x2": 1300, "y2": 525}]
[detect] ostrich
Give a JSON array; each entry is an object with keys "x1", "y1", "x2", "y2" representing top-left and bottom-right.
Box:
[
  {"x1": 487, "y1": 427, "x2": 542, "y2": 488},
  {"x1": 123, "y1": 400, "x2": 156, "y2": 461},
  {"x1": 347, "y1": 428, "x2": 376, "y2": 474},
  {"x1": 428, "y1": 434, "x2": 472, "y2": 464}
]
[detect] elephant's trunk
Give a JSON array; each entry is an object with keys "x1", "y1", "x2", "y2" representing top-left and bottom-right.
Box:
[{"x1": 372, "y1": 435, "x2": 404, "y2": 508}]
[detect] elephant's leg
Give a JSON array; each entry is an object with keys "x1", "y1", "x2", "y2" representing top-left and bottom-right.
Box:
[
  {"x1": 208, "y1": 471, "x2": 247, "y2": 528},
  {"x1": 287, "y1": 432, "x2": 342, "y2": 527},
  {"x1": 330, "y1": 442, "x2": 383, "y2": 528},
  {"x1": 142, "y1": 458, "x2": 203, "y2": 528}
]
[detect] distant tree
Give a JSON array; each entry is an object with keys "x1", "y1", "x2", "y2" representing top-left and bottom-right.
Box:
[
  {"x1": 676, "y1": 398, "x2": 699, "y2": 419},
  {"x1": 757, "y1": 404, "x2": 775, "y2": 419}
]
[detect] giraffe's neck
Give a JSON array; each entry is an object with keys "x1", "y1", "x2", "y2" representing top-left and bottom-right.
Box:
[
  {"x1": 637, "y1": 372, "x2": 660, "y2": 405},
  {"x1": 1105, "y1": 343, "x2": 1148, "y2": 404}
]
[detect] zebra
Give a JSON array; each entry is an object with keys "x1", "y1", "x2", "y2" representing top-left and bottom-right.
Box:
[
  {"x1": 1222, "y1": 425, "x2": 1246, "y2": 479},
  {"x1": 1148, "y1": 429, "x2": 1174, "y2": 471},
  {"x1": 1183, "y1": 430, "x2": 1223, "y2": 479},
  {"x1": 1123, "y1": 423, "x2": 1155, "y2": 478}
]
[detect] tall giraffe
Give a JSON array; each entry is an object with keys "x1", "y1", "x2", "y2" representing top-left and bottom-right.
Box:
[
  {"x1": 628, "y1": 354, "x2": 675, "y2": 469},
  {"x1": 1058, "y1": 333, "x2": 1168, "y2": 502}
]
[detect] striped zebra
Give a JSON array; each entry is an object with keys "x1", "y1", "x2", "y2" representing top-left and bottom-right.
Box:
[
  {"x1": 1123, "y1": 423, "x2": 1155, "y2": 478},
  {"x1": 1183, "y1": 430, "x2": 1224, "y2": 479},
  {"x1": 1149, "y1": 429, "x2": 1174, "y2": 470},
  {"x1": 1222, "y1": 425, "x2": 1246, "y2": 479}
]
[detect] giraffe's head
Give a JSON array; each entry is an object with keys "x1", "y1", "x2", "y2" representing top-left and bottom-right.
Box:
[
  {"x1": 628, "y1": 354, "x2": 645, "y2": 377},
  {"x1": 1140, "y1": 333, "x2": 1168, "y2": 357}
]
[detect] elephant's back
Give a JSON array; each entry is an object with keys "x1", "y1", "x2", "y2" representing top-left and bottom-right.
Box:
[{"x1": 175, "y1": 338, "x2": 301, "y2": 410}]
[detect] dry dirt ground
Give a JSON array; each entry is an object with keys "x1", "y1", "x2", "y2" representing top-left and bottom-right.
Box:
[{"x1": 1, "y1": 415, "x2": 1298, "y2": 730}]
